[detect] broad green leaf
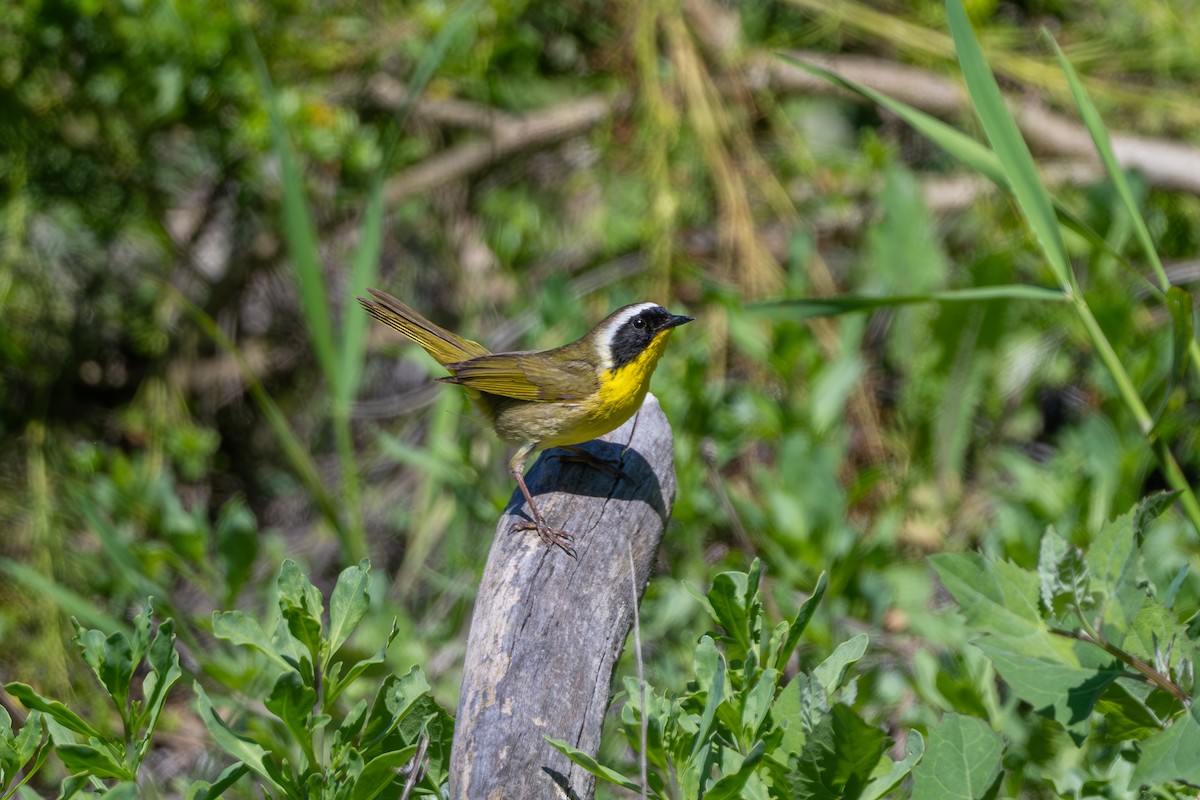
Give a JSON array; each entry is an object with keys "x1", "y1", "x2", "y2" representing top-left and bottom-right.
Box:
[
  {"x1": 264, "y1": 671, "x2": 317, "y2": 763},
  {"x1": 277, "y1": 560, "x2": 324, "y2": 666},
  {"x1": 1037, "y1": 527, "x2": 1091, "y2": 617},
  {"x1": 215, "y1": 498, "x2": 259, "y2": 606},
  {"x1": 71, "y1": 626, "x2": 133, "y2": 719},
  {"x1": 688, "y1": 636, "x2": 726, "y2": 769},
  {"x1": 1130, "y1": 701, "x2": 1200, "y2": 786},
  {"x1": 56, "y1": 743, "x2": 130, "y2": 781},
  {"x1": 929, "y1": 554, "x2": 1041, "y2": 635},
  {"x1": 861, "y1": 730, "x2": 925, "y2": 800},
  {"x1": 813, "y1": 634, "x2": 868, "y2": 698},
  {"x1": 789, "y1": 704, "x2": 888, "y2": 800},
  {"x1": 742, "y1": 668, "x2": 779, "y2": 742},
  {"x1": 4, "y1": 684, "x2": 103, "y2": 741},
  {"x1": 139, "y1": 619, "x2": 183, "y2": 751},
  {"x1": 327, "y1": 620, "x2": 399, "y2": 708},
  {"x1": 775, "y1": 672, "x2": 828, "y2": 755},
  {"x1": 1094, "y1": 680, "x2": 1163, "y2": 742},
  {"x1": 327, "y1": 559, "x2": 371, "y2": 664},
  {"x1": 184, "y1": 762, "x2": 250, "y2": 800},
  {"x1": 545, "y1": 737, "x2": 642, "y2": 792},
  {"x1": 0, "y1": 711, "x2": 49, "y2": 800},
  {"x1": 360, "y1": 667, "x2": 431, "y2": 750},
  {"x1": 211, "y1": 611, "x2": 290, "y2": 671},
  {"x1": 708, "y1": 572, "x2": 753, "y2": 657},
  {"x1": 704, "y1": 739, "x2": 766, "y2": 800},
  {"x1": 192, "y1": 683, "x2": 290, "y2": 796},
  {"x1": 975, "y1": 637, "x2": 1119, "y2": 742},
  {"x1": 946, "y1": 0, "x2": 1071, "y2": 289},
  {"x1": 347, "y1": 745, "x2": 420, "y2": 800},
  {"x1": 911, "y1": 713, "x2": 1003, "y2": 800},
  {"x1": 774, "y1": 572, "x2": 828, "y2": 673}
]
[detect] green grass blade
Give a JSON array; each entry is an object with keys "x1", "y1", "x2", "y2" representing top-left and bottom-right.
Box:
[
  {"x1": 945, "y1": 0, "x2": 1072, "y2": 291},
  {"x1": 1048, "y1": 36, "x2": 1168, "y2": 290},
  {"x1": 1050, "y1": 35, "x2": 1200, "y2": 379},
  {"x1": 754, "y1": 285, "x2": 1067, "y2": 319},
  {"x1": 781, "y1": 56, "x2": 1006, "y2": 187},
  {"x1": 170, "y1": 286, "x2": 343, "y2": 536},
  {"x1": 1151, "y1": 287, "x2": 1195, "y2": 433},
  {"x1": 783, "y1": 56, "x2": 1145, "y2": 288},
  {"x1": 0, "y1": 558, "x2": 130, "y2": 636},
  {"x1": 243, "y1": 31, "x2": 337, "y2": 390}
]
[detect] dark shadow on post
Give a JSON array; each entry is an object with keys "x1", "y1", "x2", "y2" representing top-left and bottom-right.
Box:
[{"x1": 448, "y1": 394, "x2": 677, "y2": 800}]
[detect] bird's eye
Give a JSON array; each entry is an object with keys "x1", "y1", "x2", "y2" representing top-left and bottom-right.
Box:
[{"x1": 632, "y1": 317, "x2": 646, "y2": 329}]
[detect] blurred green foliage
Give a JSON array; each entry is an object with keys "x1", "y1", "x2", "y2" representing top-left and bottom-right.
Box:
[{"x1": 2, "y1": 0, "x2": 1200, "y2": 796}]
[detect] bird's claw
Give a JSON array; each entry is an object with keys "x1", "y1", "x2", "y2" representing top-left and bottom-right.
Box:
[{"x1": 515, "y1": 520, "x2": 577, "y2": 559}]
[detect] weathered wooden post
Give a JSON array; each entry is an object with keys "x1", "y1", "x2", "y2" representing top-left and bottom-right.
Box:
[{"x1": 449, "y1": 394, "x2": 677, "y2": 799}]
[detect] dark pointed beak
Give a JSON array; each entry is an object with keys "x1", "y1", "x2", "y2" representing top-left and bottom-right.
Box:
[{"x1": 666, "y1": 314, "x2": 694, "y2": 329}]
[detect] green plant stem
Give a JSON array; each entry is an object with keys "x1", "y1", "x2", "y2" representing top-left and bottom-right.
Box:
[
  {"x1": 1068, "y1": 607, "x2": 1187, "y2": 707},
  {"x1": 1072, "y1": 298, "x2": 1200, "y2": 534}
]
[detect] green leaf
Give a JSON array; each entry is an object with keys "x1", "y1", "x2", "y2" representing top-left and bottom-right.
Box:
[
  {"x1": 1130, "y1": 701, "x2": 1200, "y2": 786},
  {"x1": 138, "y1": 619, "x2": 183, "y2": 751},
  {"x1": 56, "y1": 743, "x2": 131, "y2": 781},
  {"x1": 774, "y1": 671, "x2": 828, "y2": 756},
  {"x1": 754, "y1": 286, "x2": 1067, "y2": 320},
  {"x1": 360, "y1": 667, "x2": 432, "y2": 750},
  {"x1": 71, "y1": 626, "x2": 134, "y2": 720},
  {"x1": 688, "y1": 636, "x2": 726, "y2": 769},
  {"x1": 774, "y1": 572, "x2": 828, "y2": 673},
  {"x1": 327, "y1": 559, "x2": 371, "y2": 665},
  {"x1": 861, "y1": 730, "x2": 925, "y2": 800},
  {"x1": 4, "y1": 683, "x2": 103, "y2": 741},
  {"x1": 1154, "y1": 287, "x2": 1194, "y2": 430},
  {"x1": 545, "y1": 737, "x2": 643, "y2": 792},
  {"x1": 813, "y1": 634, "x2": 868, "y2": 698},
  {"x1": 911, "y1": 713, "x2": 1003, "y2": 800},
  {"x1": 0, "y1": 711, "x2": 50, "y2": 800},
  {"x1": 211, "y1": 611, "x2": 290, "y2": 672},
  {"x1": 1048, "y1": 36, "x2": 1171, "y2": 293},
  {"x1": 741, "y1": 668, "x2": 779, "y2": 742},
  {"x1": 946, "y1": 0, "x2": 1071, "y2": 289},
  {"x1": 327, "y1": 620, "x2": 399, "y2": 708},
  {"x1": 192, "y1": 682, "x2": 290, "y2": 796},
  {"x1": 277, "y1": 560, "x2": 324, "y2": 666},
  {"x1": 215, "y1": 497, "x2": 259, "y2": 606},
  {"x1": 264, "y1": 671, "x2": 317, "y2": 764},
  {"x1": 708, "y1": 572, "x2": 753, "y2": 657},
  {"x1": 347, "y1": 745, "x2": 420, "y2": 800},
  {"x1": 789, "y1": 704, "x2": 888, "y2": 800},
  {"x1": 184, "y1": 762, "x2": 250, "y2": 800},
  {"x1": 974, "y1": 638, "x2": 1119, "y2": 743},
  {"x1": 1037, "y1": 527, "x2": 1091, "y2": 617},
  {"x1": 929, "y1": 554, "x2": 1041, "y2": 634},
  {"x1": 1094, "y1": 681, "x2": 1163, "y2": 742},
  {"x1": 704, "y1": 739, "x2": 766, "y2": 800}
]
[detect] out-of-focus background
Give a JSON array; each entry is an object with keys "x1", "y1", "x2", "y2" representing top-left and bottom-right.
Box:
[{"x1": 3, "y1": 0, "x2": 1199, "y2": 795}]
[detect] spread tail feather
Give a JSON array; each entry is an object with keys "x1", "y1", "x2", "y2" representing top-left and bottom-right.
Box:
[{"x1": 359, "y1": 288, "x2": 491, "y2": 365}]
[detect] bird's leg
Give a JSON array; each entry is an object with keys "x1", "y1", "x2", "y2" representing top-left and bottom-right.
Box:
[
  {"x1": 548, "y1": 445, "x2": 630, "y2": 481},
  {"x1": 509, "y1": 444, "x2": 576, "y2": 558}
]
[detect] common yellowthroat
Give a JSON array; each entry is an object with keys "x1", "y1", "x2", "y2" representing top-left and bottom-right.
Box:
[{"x1": 359, "y1": 288, "x2": 692, "y2": 556}]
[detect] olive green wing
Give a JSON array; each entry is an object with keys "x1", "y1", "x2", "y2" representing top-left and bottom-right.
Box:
[{"x1": 440, "y1": 351, "x2": 598, "y2": 401}]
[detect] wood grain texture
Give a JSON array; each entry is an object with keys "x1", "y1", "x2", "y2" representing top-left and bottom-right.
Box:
[{"x1": 449, "y1": 394, "x2": 677, "y2": 800}]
